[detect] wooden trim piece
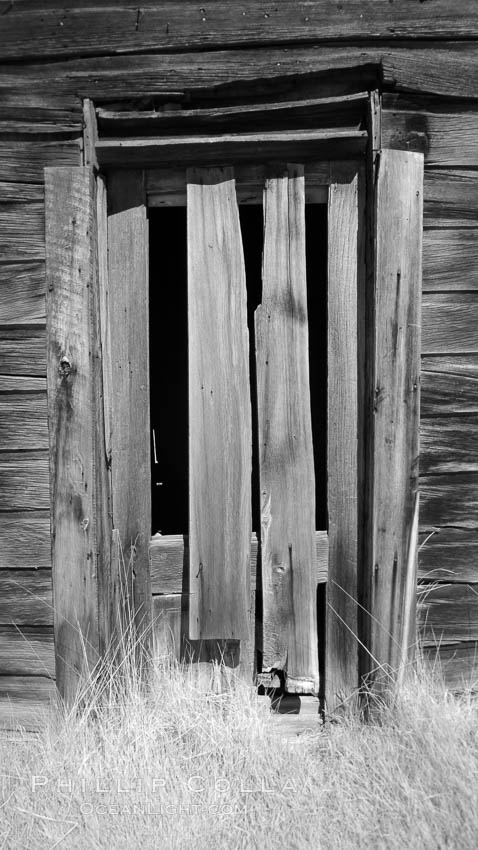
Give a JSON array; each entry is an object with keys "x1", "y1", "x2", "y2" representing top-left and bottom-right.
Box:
[
  {"x1": 45, "y1": 167, "x2": 105, "y2": 702},
  {"x1": 107, "y1": 170, "x2": 152, "y2": 635},
  {"x1": 256, "y1": 165, "x2": 319, "y2": 694},
  {"x1": 98, "y1": 93, "x2": 367, "y2": 134},
  {"x1": 97, "y1": 130, "x2": 367, "y2": 168},
  {"x1": 82, "y1": 97, "x2": 98, "y2": 169},
  {"x1": 187, "y1": 167, "x2": 251, "y2": 640},
  {"x1": 369, "y1": 149, "x2": 423, "y2": 687},
  {"x1": 326, "y1": 170, "x2": 360, "y2": 710},
  {"x1": 150, "y1": 530, "x2": 329, "y2": 595}
]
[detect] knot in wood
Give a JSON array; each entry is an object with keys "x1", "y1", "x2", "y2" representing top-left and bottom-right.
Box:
[{"x1": 59, "y1": 355, "x2": 72, "y2": 376}]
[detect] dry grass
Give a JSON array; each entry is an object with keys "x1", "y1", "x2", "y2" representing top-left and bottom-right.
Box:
[{"x1": 1, "y1": 643, "x2": 478, "y2": 850}]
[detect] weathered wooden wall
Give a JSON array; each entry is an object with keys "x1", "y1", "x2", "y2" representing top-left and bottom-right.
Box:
[{"x1": 0, "y1": 1, "x2": 478, "y2": 723}]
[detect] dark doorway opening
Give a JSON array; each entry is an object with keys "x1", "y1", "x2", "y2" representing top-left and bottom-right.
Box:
[{"x1": 148, "y1": 202, "x2": 328, "y2": 536}]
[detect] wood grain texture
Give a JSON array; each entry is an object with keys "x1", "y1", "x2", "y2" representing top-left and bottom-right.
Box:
[
  {"x1": 0, "y1": 202, "x2": 45, "y2": 261},
  {"x1": 422, "y1": 294, "x2": 478, "y2": 354},
  {"x1": 107, "y1": 170, "x2": 152, "y2": 633},
  {"x1": 370, "y1": 149, "x2": 423, "y2": 681},
  {"x1": 0, "y1": 676, "x2": 57, "y2": 730},
  {"x1": 0, "y1": 511, "x2": 51, "y2": 569},
  {"x1": 0, "y1": 262, "x2": 45, "y2": 324},
  {"x1": 187, "y1": 167, "x2": 251, "y2": 640},
  {"x1": 2, "y1": 45, "x2": 478, "y2": 107},
  {"x1": 421, "y1": 361, "x2": 478, "y2": 415},
  {"x1": 97, "y1": 130, "x2": 366, "y2": 169},
  {"x1": 0, "y1": 626, "x2": 54, "y2": 677},
  {"x1": 0, "y1": 392, "x2": 47, "y2": 451},
  {"x1": 419, "y1": 528, "x2": 478, "y2": 583},
  {"x1": 326, "y1": 172, "x2": 360, "y2": 709},
  {"x1": 0, "y1": 182, "x2": 44, "y2": 202},
  {"x1": 256, "y1": 165, "x2": 319, "y2": 693},
  {"x1": 420, "y1": 474, "x2": 478, "y2": 529},
  {"x1": 2, "y1": 3, "x2": 478, "y2": 62},
  {"x1": 0, "y1": 141, "x2": 80, "y2": 183},
  {"x1": 0, "y1": 451, "x2": 49, "y2": 511},
  {"x1": 423, "y1": 230, "x2": 478, "y2": 291},
  {"x1": 147, "y1": 162, "x2": 356, "y2": 207},
  {"x1": 419, "y1": 583, "x2": 478, "y2": 646},
  {"x1": 0, "y1": 571, "x2": 52, "y2": 625},
  {"x1": 45, "y1": 167, "x2": 105, "y2": 702},
  {"x1": 382, "y1": 110, "x2": 478, "y2": 166},
  {"x1": 421, "y1": 417, "x2": 478, "y2": 474},
  {"x1": 424, "y1": 170, "x2": 478, "y2": 228},
  {"x1": 150, "y1": 531, "x2": 329, "y2": 595},
  {"x1": 99, "y1": 93, "x2": 366, "y2": 134},
  {"x1": 152, "y1": 594, "x2": 182, "y2": 662},
  {"x1": 0, "y1": 327, "x2": 46, "y2": 376}
]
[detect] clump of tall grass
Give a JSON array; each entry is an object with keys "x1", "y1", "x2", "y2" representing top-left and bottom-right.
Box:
[{"x1": 1, "y1": 631, "x2": 478, "y2": 850}]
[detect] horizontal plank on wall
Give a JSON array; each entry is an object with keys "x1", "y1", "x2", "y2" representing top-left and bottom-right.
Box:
[
  {"x1": 2, "y1": 3, "x2": 478, "y2": 62},
  {"x1": 0, "y1": 262, "x2": 46, "y2": 325},
  {"x1": 419, "y1": 583, "x2": 478, "y2": 646},
  {"x1": 0, "y1": 510, "x2": 51, "y2": 569},
  {"x1": 0, "y1": 675, "x2": 57, "y2": 730},
  {"x1": 424, "y1": 170, "x2": 478, "y2": 227},
  {"x1": 97, "y1": 129, "x2": 367, "y2": 167},
  {"x1": 422, "y1": 641, "x2": 478, "y2": 690},
  {"x1": 382, "y1": 110, "x2": 478, "y2": 166},
  {"x1": 422, "y1": 294, "x2": 478, "y2": 354},
  {"x1": 2, "y1": 44, "x2": 478, "y2": 104},
  {"x1": 420, "y1": 474, "x2": 478, "y2": 530},
  {"x1": 0, "y1": 203, "x2": 45, "y2": 261},
  {"x1": 423, "y1": 230, "x2": 478, "y2": 291},
  {"x1": 0, "y1": 570, "x2": 52, "y2": 625},
  {"x1": 420, "y1": 417, "x2": 478, "y2": 475},
  {"x1": 0, "y1": 140, "x2": 81, "y2": 183},
  {"x1": 0, "y1": 182, "x2": 44, "y2": 202},
  {"x1": 0, "y1": 326, "x2": 46, "y2": 376},
  {"x1": 0, "y1": 626, "x2": 54, "y2": 677},
  {"x1": 421, "y1": 363, "x2": 478, "y2": 415},
  {"x1": 0, "y1": 392, "x2": 48, "y2": 451},
  {"x1": 419, "y1": 528, "x2": 478, "y2": 583},
  {"x1": 0, "y1": 451, "x2": 49, "y2": 511},
  {"x1": 150, "y1": 530, "x2": 329, "y2": 595}
]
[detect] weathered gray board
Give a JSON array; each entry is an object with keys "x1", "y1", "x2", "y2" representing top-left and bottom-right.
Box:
[{"x1": 256, "y1": 165, "x2": 319, "y2": 694}]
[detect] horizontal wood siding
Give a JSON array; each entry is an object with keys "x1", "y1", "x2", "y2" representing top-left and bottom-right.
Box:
[{"x1": 2, "y1": 3, "x2": 478, "y2": 62}]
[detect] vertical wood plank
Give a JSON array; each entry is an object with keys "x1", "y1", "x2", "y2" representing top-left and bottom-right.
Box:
[
  {"x1": 187, "y1": 166, "x2": 251, "y2": 640},
  {"x1": 45, "y1": 167, "x2": 103, "y2": 702},
  {"x1": 256, "y1": 164, "x2": 319, "y2": 694},
  {"x1": 107, "y1": 170, "x2": 152, "y2": 636},
  {"x1": 370, "y1": 149, "x2": 423, "y2": 688},
  {"x1": 326, "y1": 172, "x2": 360, "y2": 711}
]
